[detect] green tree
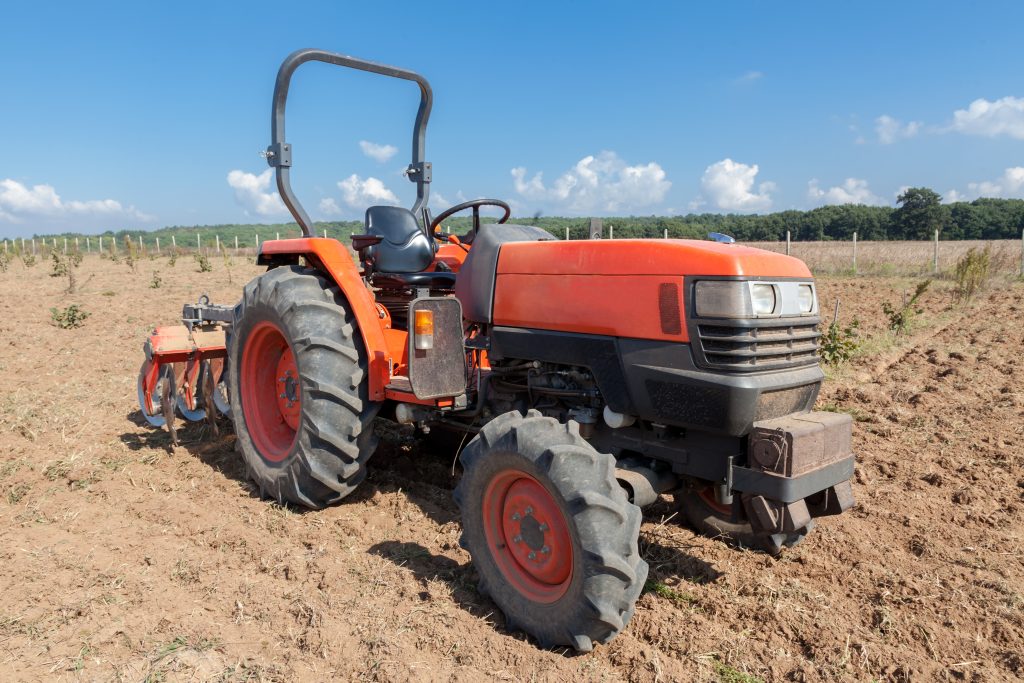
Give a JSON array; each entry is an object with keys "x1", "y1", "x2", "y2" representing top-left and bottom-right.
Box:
[{"x1": 893, "y1": 187, "x2": 942, "y2": 239}]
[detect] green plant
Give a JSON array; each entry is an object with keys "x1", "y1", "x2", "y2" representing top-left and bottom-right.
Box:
[
  {"x1": 123, "y1": 235, "x2": 138, "y2": 272},
  {"x1": 168, "y1": 247, "x2": 178, "y2": 266},
  {"x1": 820, "y1": 316, "x2": 861, "y2": 366},
  {"x1": 108, "y1": 239, "x2": 120, "y2": 263},
  {"x1": 0, "y1": 250, "x2": 11, "y2": 272},
  {"x1": 49, "y1": 249, "x2": 69, "y2": 278},
  {"x1": 50, "y1": 304, "x2": 90, "y2": 329},
  {"x1": 643, "y1": 579, "x2": 697, "y2": 605},
  {"x1": 69, "y1": 249, "x2": 83, "y2": 268},
  {"x1": 21, "y1": 252, "x2": 37, "y2": 268},
  {"x1": 882, "y1": 279, "x2": 930, "y2": 336},
  {"x1": 194, "y1": 252, "x2": 212, "y2": 273},
  {"x1": 150, "y1": 272, "x2": 162, "y2": 289},
  {"x1": 953, "y1": 245, "x2": 991, "y2": 302}
]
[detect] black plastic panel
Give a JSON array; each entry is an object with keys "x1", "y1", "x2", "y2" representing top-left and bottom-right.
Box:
[{"x1": 408, "y1": 297, "x2": 467, "y2": 399}]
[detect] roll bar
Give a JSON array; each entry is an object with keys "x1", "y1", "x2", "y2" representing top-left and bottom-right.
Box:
[{"x1": 266, "y1": 48, "x2": 433, "y2": 236}]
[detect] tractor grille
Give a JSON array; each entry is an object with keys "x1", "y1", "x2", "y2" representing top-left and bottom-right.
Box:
[{"x1": 695, "y1": 319, "x2": 820, "y2": 371}]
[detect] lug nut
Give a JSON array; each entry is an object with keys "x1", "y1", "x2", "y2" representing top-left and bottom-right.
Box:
[
  {"x1": 528, "y1": 551, "x2": 537, "y2": 560},
  {"x1": 538, "y1": 523, "x2": 548, "y2": 532},
  {"x1": 511, "y1": 512, "x2": 521, "y2": 521},
  {"x1": 524, "y1": 506, "x2": 533, "y2": 515},
  {"x1": 541, "y1": 545, "x2": 550, "y2": 554},
  {"x1": 513, "y1": 535, "x2": 522, "y2": 544}
]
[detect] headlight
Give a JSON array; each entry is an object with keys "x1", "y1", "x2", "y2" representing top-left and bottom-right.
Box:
[
  {"x1": 750, "y1": 284, "x2": 777, "y2": 315},
  {"x1": 797, "y1": 284, "x2": 815, "y2": 313},
  {"x1": 694, "y1": 281, "x2": 752, "y2": 318},
  {"x1": 694, "y1": 280, "x2": 815, "y2": 318}
]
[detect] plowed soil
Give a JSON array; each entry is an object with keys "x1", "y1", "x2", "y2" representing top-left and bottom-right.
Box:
[{"x1": 0, "y1": 255, "x2": 1021, "y2": 682}]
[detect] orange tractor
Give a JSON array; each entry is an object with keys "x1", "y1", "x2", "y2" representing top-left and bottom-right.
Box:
[{"x1": 138, "y1": 49, "x2": 855, "y2": 650}]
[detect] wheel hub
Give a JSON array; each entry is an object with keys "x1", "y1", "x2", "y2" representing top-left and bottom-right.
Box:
[
  {"x1": 275, "y1": 348, "x2": 301, "y2": 431},
  {"x1": 241, "y1": 321, "x2": 300, "y2": 462},
  {"x1": 483, "y1": 472, "x2": 572, "y2": 601}
]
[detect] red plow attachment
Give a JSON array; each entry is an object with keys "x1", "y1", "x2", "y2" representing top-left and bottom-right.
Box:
[{"x1": 137, "y1": 296, "x2": 234, "y2": 444}]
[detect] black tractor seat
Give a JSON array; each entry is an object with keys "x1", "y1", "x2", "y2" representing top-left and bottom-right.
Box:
[{"x1": 371, "y1": 271, "x2": 456, "y2": 290}]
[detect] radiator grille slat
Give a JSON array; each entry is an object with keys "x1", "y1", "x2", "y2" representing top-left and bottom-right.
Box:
[{"x1": 696, "y1": 321, "x2": 820, "y2": 370}]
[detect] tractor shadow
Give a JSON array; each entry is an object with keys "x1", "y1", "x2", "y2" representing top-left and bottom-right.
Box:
[{"x1": 368, "y1": 540, "x2": 585, "y2": 654}]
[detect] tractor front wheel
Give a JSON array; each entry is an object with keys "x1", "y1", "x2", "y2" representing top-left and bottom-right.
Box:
[
  {"x1": 677, "y1": 486, "x2": 810, "y2": 556},
  {"x1": 228, "y1": 266, "x2": 379, "y2": 509},
  {"x1": 454, "y1": 410, "x2": 647, "y2": 651}
]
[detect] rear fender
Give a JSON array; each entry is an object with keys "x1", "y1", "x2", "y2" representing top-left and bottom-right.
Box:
[{"x1": 257, "y1": 238, "x2": 390, "y2": 400}]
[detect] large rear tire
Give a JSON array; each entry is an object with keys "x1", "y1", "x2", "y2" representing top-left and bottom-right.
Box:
[
  {"x1": 228, "y1": 266, "x2": 379, "y2": 509},
  {"x1": 454, "y1": 410, "x2": 647, "y2": 651}
]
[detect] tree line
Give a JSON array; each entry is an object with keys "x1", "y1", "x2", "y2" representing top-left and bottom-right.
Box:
[{"x1": 23, "y1": 188, "x2": 1024, "y2": 246}]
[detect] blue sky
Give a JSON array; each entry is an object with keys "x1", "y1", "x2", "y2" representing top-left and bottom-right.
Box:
[{"x1": 2, "y1": 1, "x2": 1023, "y2": 236}]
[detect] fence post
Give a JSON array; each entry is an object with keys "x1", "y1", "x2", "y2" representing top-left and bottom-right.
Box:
[
  {"x1": 172, "y1": 235, "x2": 176, "y2": 249},
  {"x1": 139, "y1": 235, "x2": 143, "y2": 252},
  {"x1": 156, "y1": 237, "x2": 160, "y2": 254},
  {"x1": 215, "y1": 235, "x2": 220, "y2": 252},
  {"x1": 276, "y1": 232, "x2": 280, "y2": 241},
  {"x1": 31, "y1": 238, "x2": 36, "y2": 254},
  {"x1": 74, "y1": 237, "x2": 78, "y2": 252},
  {"x1": 609, "y1": 225, "x2": 614, "y2": 239},
  {"x1": 664, "y1": 228, "x2": 668, "y2": 239},
  {"x1": 565, "y1": 227, "x2": 569, "y2": 240},
  {"x1": 86, "y1": 237, "x2": 90, "y2": 253},
  {"x1": 63, "y1": 238, "x2": 67, "y2": 254},
  {"x1": 852, "y1": 232, "x2": 857, "y2": 276},
  {"x1": 255, "y1": 233, "x2": 259, "y2": 248},
  {"x1": 933, "y1": 229, "x2": 939, "y2": 273},
  {"x1": 197, "y1": 234, "x2": 201, "y2": 252},
  {"x1": 323, "y1": 229, "x2": 328, "y2": 239},
  {"x1": 786, "y1": 230, "x2": 791, "y2": 255}
]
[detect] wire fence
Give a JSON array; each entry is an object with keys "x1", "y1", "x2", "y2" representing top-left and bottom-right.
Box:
[{"x1": 3, "y1": 230, "x2": 1022, "y2": 278}]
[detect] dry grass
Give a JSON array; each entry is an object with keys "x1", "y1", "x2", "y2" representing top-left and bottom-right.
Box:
[{"x1": 746, "y1": 239, "x2": 1023, "y2": 277}]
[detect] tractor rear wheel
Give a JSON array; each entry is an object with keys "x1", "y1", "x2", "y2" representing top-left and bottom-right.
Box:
[
  {"x1": 677, "y1": 486, "x2": 810, "y2": 556},
  {"x1": 228, "y1": 265, "x2": 379, "y2": 509},
  {"x1": 454, "y1": 410, "x2": 647, "y2": 651}
]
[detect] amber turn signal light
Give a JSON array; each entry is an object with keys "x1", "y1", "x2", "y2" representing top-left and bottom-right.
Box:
[{"x1": 414, "y1": 309, "x2": 434, "y2": 350}]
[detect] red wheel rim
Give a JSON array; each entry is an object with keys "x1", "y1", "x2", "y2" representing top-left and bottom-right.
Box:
[
  {"x1": 697, "y1": 487, "x2": 733, "y2": 516},
  {"x1": 241, "y1": 321, "x2": 300, "y2": 462},
  {"x1": 482, "y1": 469, "x2": 572, "y2": 603}
]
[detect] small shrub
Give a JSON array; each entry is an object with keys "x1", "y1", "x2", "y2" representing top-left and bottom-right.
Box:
[
  {"x1": 194, "y1": 252, "x2": 212, "y2": 273},
  {"x1": 107, "y1": 239, "x2": 120, "y2": 263},
  {"x1": 50, "y1": 304, "x2": 90, "y2": 329},
  {"x1": 882, "y1": 279, "x2": 930, "y2": 336},
  {"x1": 123, "y1": 235, "x2": 138, "y2": 273},
  {"x1": 21, "y1": 252, "x2": 37, "y2": 268},
  {"x1": 953, "y1": 245, "x2": 991, "y2": 302},
  {"x1": 150, "y1": 272, "x2": 162, "y2": 289},
  {"x1": 168, "y1": 248, "x2": 178, "y2": 266},
  {"x1": 820, "y1": 316, "x2": 861, "y2": 366},
  {"x1": 50, "y1": 249, "x2": 69, "y2": 278},
  {"x1": 0, "y1": 251, "x2": 11, "y2": 272},
  {"x1": 223, "y1": 252, "x2": 234, "y2": 283},
  {"x1": 69, "y1": 249, "x2": 83, "y2": 268}
]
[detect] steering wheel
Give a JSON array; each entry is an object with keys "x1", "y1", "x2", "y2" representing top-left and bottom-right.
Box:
[{"x1": 429, "y1": 198, "x2": 510, "y2": 240}]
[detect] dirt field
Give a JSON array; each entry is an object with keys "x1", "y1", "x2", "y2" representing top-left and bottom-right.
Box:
[{"x1": 0, "y1": 252, "x2": 1021, "y2": 682}]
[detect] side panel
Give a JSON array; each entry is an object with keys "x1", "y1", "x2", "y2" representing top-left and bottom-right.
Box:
[
  {"x1": 492, "y1": 273, "x2": 688, "y2": 341},
  {"x1": 258, "y1": 238, "x2": 391, "y2": 400}
]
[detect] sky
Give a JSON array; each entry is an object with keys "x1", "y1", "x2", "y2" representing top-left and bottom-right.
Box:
[{"x1": 2, "y1": 1, "x2": 1023, "y2": 237}]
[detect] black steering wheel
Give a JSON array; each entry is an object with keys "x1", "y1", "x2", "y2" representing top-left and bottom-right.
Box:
[{"x1": 429, "y1": 198, "x2": 510, "y2": 240}]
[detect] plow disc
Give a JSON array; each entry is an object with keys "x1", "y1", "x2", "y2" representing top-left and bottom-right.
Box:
[{"x1": 137, "y1": 298, "x2": 234, "y2": 445}]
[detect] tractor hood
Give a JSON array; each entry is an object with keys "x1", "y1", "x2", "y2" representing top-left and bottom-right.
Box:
[{"x1": 496, "y1": 239, "x2": 811, "y2": 278}]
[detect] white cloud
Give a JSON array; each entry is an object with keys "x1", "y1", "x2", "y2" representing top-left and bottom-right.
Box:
[
  {"x1": 430, "y1": 191, "x2": 452, "y2": 211},
  {"x1": 807, "y1": 178, "x2": 884, "y2": 206},
  {"x1": 945, "y1": 166, "x2": 1024, "y2": 202},
  {"x1": 694, "y1": 159, "x2": 774, "y2": 212},
  {"x1": 875, "y1": 115, "x2": 921, "y2": 144},
  {"x1": 338, "y1": 174, "x2": 399, "y2": 208},
  {"x1": 0, "y1": 178, "x2": 152, "y2": 225},
  {"x1": 359, "y1": 140, "x2": 398, "y2": 163},
  {"x1": 318, "y1": 197, "x2": 342, "y2": 216},
  {"x1": 949, "y1": 97, "x2": 1024, "y2": 139},
  {"x1": 227, "y1": 169, "x2": 287, "y2": 216},
  {"x1": 510, "y1": 151, "x2": 670, "y2": 213},
  {"x1": 735, "y1": 70, "x2": 764, "y2": 84}
]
